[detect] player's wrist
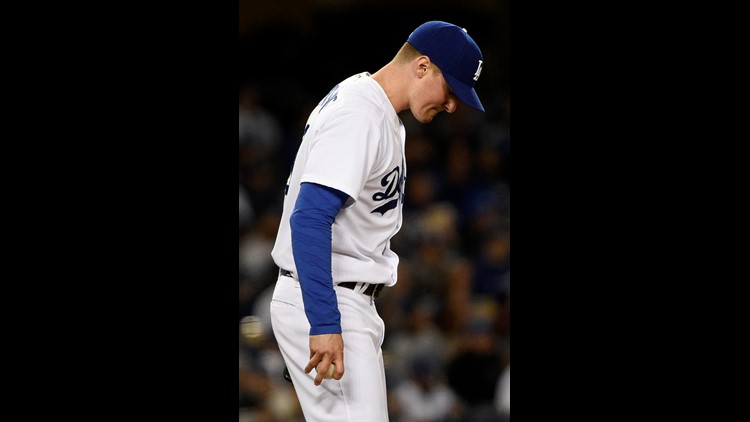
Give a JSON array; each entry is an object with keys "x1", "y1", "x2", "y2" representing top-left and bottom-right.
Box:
[{"x1": 309, "y1": 323, "x2": 342, "y2": 336}]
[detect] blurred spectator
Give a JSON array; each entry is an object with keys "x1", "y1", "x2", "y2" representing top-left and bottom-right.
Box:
[
  {"x1": 494, "y1": 364, "x2": 510, "y2": 421},
  {"x1": 403, "y1": 132, "x2": 438, "y2": 174},
  {"x1": 239, "y1": 316, "x2": 302, "y2": 422},
  {"x1": 239, "y1": 82, "x2": 285, "y2": 217},
  {"x1": 439, "y1": 257, "x2": 474, "y2": 336},
  {"x1": 239, "y1": 83, "x2": 282, "y2": 152},
  {"x1": 445, "y1": 316, "x2": 504, "y2": 420},
  {"x1": 396, "y1": 201, "x2": 462, "y2": 299},
  {"x1": 239, "y1": 184, "x2": 254, "y2": 231},
  {"x1": 391, "y1": 356, "x2": 462, "y2": 422},
  {"x1": 239, "y1": 209, "x2": 280, "y2": 283},
  {"x1": 378, "y1": 260, "x2": 414, "y2": 338},
  {"x1": 384, "y1": 296, "x2": 447, "y2": 386},
  {"x1": 440, "y1": 136, "x2": 474, "y2": 208},
  {"x1": 477, "y1": 95, "x2": 510, "y2": 185},
  {"x1": 239, "y1": 208, "x2": 280, "y2": 319},
  {"x1": 472, "y1": 227, "x2": 511, "y2": 302}
]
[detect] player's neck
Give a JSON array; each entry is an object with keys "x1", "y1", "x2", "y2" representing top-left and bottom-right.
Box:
[{"x1": 371, "y1": 62, "x2": 409, "y2": 114}]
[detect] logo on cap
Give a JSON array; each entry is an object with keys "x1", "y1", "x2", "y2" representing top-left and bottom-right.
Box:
[{"x1": 474, "y1": 60, "x2": 483, "y2": 82}]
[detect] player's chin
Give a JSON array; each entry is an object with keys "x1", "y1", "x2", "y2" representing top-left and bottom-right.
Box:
[{"x1": 416, "y1": 109, "x2": 438, "y2": 123}]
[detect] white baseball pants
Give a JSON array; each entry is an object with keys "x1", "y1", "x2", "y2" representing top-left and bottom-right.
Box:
[{"x1": 270, "y1": 274, "x2": 389, "y2": 421}]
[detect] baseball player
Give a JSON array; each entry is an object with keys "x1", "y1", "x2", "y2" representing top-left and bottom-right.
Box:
[{"x1": 269, "y1": 21, "x2": 485, "y2": 421}]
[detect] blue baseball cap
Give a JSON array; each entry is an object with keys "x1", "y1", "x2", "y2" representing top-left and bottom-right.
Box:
[{"x1": 407, "y1": 21, "x2": 485, "y2": 112}]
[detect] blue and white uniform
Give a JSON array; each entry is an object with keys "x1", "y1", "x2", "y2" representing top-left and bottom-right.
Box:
[
  {"x1": 272, "y1": 72, "x2": 406, "y2": 289},
  {"x1": 270, "y1": 71, "x2": 405, "y2": 421}
]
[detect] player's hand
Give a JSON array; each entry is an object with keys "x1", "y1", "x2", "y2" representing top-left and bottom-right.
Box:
[{"x1": 305, "y1": 333, "x2": 344, "y2": 385}]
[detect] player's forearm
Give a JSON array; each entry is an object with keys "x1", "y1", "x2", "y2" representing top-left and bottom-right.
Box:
[
  {"x1": 291, "y1": 214, "x2": 340, "y2": 335},
  {"x1": 290, "y1": 182, "x2": 348, "y2": 335}
]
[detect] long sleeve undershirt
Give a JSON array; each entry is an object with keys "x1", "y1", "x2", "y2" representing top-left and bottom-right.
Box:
[{"x1": 290, "y1": 182, "x2": 349, "y2": 335}]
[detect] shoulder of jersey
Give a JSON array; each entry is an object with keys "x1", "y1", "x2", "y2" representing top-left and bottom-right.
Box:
[{"x1": 333, "y1": 74, "x2": 386, "y2": 114}]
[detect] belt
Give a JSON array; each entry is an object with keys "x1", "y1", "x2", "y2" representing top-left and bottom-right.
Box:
[
  {"x1": 338, "y1": 281, "x2": 384, "y2": 300},
  {"x1": 279, "y1": 268, "x2": 384, "y2": 300}
]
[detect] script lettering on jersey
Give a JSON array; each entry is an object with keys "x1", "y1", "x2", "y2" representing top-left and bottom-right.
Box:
[
  {"x1": 318, "y1": 84, "x2": 340, "y2": 113},
  {"x1": 371, "y1": 166, "x2": 404, "y2": 215}
]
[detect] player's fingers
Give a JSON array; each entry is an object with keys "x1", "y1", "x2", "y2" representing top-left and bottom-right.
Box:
[
  {"x1": 314, "y1": 357, "x2": 334, "y2": 386},
  {"x1": 332, "y1": 350, "x2": 345, "y2": 380},
  {"x1": 304, "y1": 359, "x2": 316, "y2": 374},
  {"x1": 313, "y1": 370, "x2": 325, "y2": 386},
  {"x1": 304, "y1": 352, "x2": 320, "y2": 374},
  {"x1": 312, "y1": 358, "x2": 329, "y2": 386},
  {"x1": 332, "y1": 359, "x2": 344, "y2": 380},
  {"x1": 331, "y1": 349, "x2": 344, "y2": 380}
]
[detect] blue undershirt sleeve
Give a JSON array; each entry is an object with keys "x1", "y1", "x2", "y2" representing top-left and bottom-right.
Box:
[{"x1": 290, "y1": 182, "x2": 349, "y2": 335}]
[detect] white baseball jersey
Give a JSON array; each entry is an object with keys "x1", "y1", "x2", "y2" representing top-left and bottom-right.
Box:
[{"x1": 271, "y1": 72, "x2": 406, "y2": 287}]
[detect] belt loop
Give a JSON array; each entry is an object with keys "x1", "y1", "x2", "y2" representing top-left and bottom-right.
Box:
[{"x1": 355, "y1": 282, "x2": 367, "y2": 295}]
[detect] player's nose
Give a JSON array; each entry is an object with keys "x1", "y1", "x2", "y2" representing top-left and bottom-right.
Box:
[{"x1": 444, "y1": 95, "x2": 458, "y2": 113}]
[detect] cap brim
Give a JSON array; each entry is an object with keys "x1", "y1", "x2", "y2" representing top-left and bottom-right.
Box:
[{"x1": 443, "y1": 72, "x2": 484, "y2": 112}]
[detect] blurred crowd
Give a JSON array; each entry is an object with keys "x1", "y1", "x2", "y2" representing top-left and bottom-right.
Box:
[{"x1": 239, "y1": 3, "x2": 509, "y2": 420}]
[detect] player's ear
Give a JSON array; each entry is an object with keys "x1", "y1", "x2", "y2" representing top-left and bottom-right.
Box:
[{"x1": 416, "y1": 56, "x2": 430, "y2": 78}]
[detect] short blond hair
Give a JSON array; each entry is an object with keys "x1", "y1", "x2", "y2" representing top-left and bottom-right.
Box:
[{"x1": 394, "y1": 42, "x2": 442, "y2": 73}]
